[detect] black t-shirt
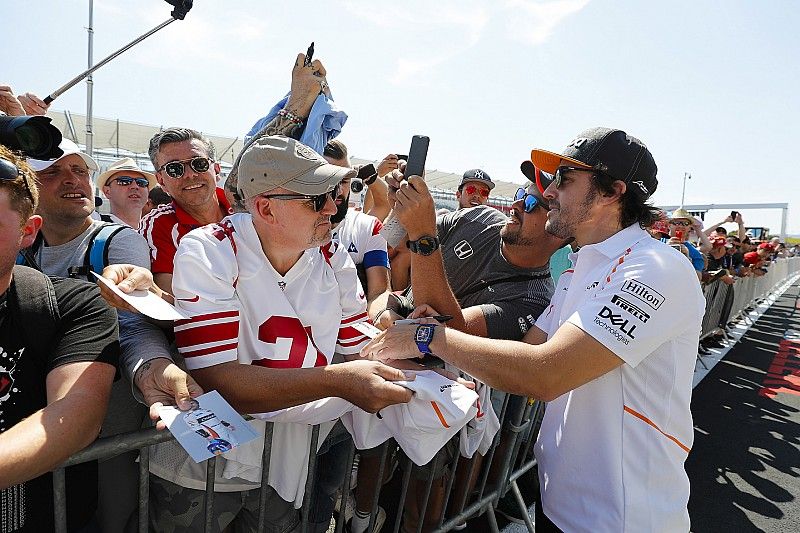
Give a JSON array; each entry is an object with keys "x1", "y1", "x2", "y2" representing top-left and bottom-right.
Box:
[
  {"x1": 705, "y1": 252, "x2": 732, "y2": 271},
  {"x1": 0, "y1": 274, "x2": 119, "y2": 533}
]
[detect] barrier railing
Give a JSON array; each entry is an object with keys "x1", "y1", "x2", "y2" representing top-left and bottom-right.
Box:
[{"x1": 26, "y1": 257, "x2": 800, "y2": 533}]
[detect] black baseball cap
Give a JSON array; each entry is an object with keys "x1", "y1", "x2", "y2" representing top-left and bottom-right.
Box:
[
  {"x1": 531, "y1": 127, "x2": 657, "y2": 199},
  {"x1": 459, "y1": 168, "x2": 495, "y2": 190},
  {"x1": 519, "y1": 160, "x2": 554, "y2": 195}
]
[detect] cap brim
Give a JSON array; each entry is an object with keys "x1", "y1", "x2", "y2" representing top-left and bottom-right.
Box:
[
  {"x1": 530, "y1": 148, "x2": 592, "y2": 174},
  {"x1": 283, "y1": 164, "x2": 357, "y2": 196},
  {"x1": 28, "y1": 150, "x2": 99, "y2": 172},
  {"x1": 520, "y1": 160, "x2": 554, "y2": 194}
]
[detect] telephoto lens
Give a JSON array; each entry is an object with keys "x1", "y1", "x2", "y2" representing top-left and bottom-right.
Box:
[{"x1": 0, "y1": 116, "x2": 63, "y2": 159}]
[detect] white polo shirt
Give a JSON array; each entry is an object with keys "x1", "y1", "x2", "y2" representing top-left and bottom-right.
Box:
[{"x1": 534, "y1": 224, "x2": 704, "y2": 532}]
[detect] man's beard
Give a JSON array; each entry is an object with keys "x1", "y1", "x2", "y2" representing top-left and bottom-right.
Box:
[
  {"x1": 545, "y1": 187, "x2": 596, "y2": 239},
  {"x1": 330, "y1": 192, "x2": 350, "y2": 224}
]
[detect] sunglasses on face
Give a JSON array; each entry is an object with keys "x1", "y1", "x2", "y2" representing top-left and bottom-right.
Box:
[
  {"x1": 112, "y1": 175, "x2": 150, "y2": 188},
  {"x1": 262, "y1": 185, "x2": 339, "y2": 212},
  {"x1": 0, "y1": 157, "x2": 35, "y2": 204},
  {"x1": 463, "y1": 184, "x2": 490, "y2": 198},
  {"x1": 670, "y1": 220, "x2": 691, "y2": 226},
  {"x1": 157, "y1": 156, "x2": 212, "y2": 179},
  {"x1": 553, "y1": 165, "x2": 595, "y2": 188},
  {"x1": 513, "y1": 188, "x2": 543, "y2": 213}
]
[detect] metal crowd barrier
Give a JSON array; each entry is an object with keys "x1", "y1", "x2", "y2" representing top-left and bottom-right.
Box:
[
  {"x1": 40, "y1": 257, "x2": 800, "y2": 533},
  {"x1": 47, "y1": 391, "x2": 543, "y2": 533}
]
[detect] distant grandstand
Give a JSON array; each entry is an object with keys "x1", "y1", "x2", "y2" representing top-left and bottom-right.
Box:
[{"x1": 45, "y1": 110, "x2": 522, "y2": 213}]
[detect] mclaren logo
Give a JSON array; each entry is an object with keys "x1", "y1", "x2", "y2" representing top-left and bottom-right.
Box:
[{"x1": 454, "y1": 240, "x2": 473, "y2": 259}]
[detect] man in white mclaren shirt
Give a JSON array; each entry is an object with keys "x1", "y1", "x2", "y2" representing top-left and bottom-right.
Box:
[{"x1": 364, "y1": 128, "x2": 705, "y2": 532}]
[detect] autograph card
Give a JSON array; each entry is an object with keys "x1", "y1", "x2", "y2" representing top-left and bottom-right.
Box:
[
  {"x1": 158, "y1": 391, "x2": 259, "y2": 463},
  {"x1": 92, "y1": 272, "x2": 188, "y2": 320}
]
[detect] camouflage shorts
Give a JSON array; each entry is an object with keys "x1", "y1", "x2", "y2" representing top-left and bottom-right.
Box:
[{"x1": 149, "y1": 475, "x2": 300, "y2": 533}]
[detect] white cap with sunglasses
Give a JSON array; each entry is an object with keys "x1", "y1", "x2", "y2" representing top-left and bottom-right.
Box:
[
  {"x1": 236, "y1": 136, "x2": 355, "y2": 200},
  {"x1": 97, "y1": 157, "x2": 156, "y2": 190}
]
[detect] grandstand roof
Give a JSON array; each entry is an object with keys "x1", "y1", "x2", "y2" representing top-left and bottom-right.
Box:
[{"x1": 45, "y1": 110, "x2": 524, "y2": 199}]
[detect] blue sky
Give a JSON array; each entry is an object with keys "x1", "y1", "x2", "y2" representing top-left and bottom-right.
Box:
[{"x1": 6, "y1": 0, "x2": 799, "y2": 234}]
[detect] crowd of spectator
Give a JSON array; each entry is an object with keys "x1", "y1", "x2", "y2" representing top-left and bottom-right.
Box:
[{"x1": 1, "y1": 51, "x2": 797, "y2": 533}]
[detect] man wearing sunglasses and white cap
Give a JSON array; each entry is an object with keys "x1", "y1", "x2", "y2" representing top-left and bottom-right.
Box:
[
  {"x1": 96, "y1": 157, "x2": 156, "y2": 228},
  {"x1": 364, "y1": 128, "x2": 705, "y2": 532}
]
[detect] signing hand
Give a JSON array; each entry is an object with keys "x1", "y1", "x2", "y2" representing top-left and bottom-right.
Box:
[
  {"x1": 361, "y1": 323, "x2": 423, "y2": 363},
  {"x1": 286, "y1": 52, "x2": 329, "y2": 115}
]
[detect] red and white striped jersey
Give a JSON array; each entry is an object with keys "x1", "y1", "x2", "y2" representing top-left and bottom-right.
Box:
[{"x1": 172, "y1": 213, "x2": 371, "y2": 371}]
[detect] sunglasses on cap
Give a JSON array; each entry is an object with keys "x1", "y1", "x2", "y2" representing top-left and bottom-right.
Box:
[
  {"x1": 0, "y1": 157, "x2": 35, "y2": 204},
  {"x1": 157, "y1": 156, "x2": 213, "y2": 179},
  {"x1": 514, "y1": 188, "x2": 544, "y2": 213},
  {"x1": 262, "y1": 185, "x2": 340, "y2": 212},
  {"x1": 111, "y1": 175, "x2": 150, "y2": 188},
  {"x1": 463, "y1": 184, "x2": 489, "y2": 198}
]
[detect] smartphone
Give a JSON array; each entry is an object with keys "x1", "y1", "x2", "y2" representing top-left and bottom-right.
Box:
[
  {"x1": 303, "y1": 42, "x2": 314, "y2": 66},
  {"x1": 403, "y1": 136, "x2": 429, "y2": 180},
  {"x1": 675, "y1": 230, "x2": 685, "y2": 241},
  {"x1": 730, "y1": 210, "x2": 738, "y2": 220},
  {"x1": 396, "y1": 154, "x2": 408, "y2": 161}
]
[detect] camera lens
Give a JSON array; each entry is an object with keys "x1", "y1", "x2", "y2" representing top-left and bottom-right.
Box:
[
  {"x1": 0, "y1": 116, "x2": 63, "y2": 159},
  {"x1": 350, "y1": 179, "x2": 364, "y2": 193}
]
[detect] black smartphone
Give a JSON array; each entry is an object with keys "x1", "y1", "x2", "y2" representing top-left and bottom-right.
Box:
[
  {"x1": 730, "y1": 210, "x2": 738, "y2": 220},
  {"x1": 303, "y1": 42, "x2": 314, "y2": 66},
  {"x1": 403, "y1": 136, "x2": 429, "y2": 180},
  {"x1": 396, "y1": 154, "x2": 408, "y2": 161}
]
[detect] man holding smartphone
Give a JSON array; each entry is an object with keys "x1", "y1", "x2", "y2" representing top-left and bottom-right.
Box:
[{"x1": 365, "y1": 128, "x2": 706, "y2": 532}]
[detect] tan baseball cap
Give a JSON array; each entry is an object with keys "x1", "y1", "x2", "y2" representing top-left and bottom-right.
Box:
[{"x1": 236, "y1": 136, "x2": 355, "y2": 200}]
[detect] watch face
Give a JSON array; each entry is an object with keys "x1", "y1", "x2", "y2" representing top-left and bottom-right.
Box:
[
  {"x1": 416, "y1": 236, "x2": 439, "y2": 255},
  {"x1": 415, "y1": 325, "x2": 434, "y2": 342}
]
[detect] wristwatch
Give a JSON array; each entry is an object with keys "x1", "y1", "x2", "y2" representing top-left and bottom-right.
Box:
[
  {"x1": 415, "y1": 324, "x2": 436, "y2": 356},
  {"x1": 406, "y1": 235, "x2": 440, "y2": 256}
]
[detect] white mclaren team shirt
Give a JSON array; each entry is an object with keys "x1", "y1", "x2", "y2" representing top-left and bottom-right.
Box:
[
  {"x1": 331, "y1": 210, "x2": 389, "y2": 269},
  {"x1": 534, "y1": 224, "x2": 704, "y2": 533}
]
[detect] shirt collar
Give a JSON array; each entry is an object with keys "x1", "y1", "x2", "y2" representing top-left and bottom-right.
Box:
[
  {"x1": 577, "y1": 223, "x2": 651, "y2": 260},
  {"x1": 173, "y1": 187, "x2": 233, "y2": 225}
]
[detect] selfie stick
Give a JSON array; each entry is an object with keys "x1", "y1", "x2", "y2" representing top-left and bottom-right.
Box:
[{"x1": 43, "y1": 0, "x2": 193, "y2": 104}]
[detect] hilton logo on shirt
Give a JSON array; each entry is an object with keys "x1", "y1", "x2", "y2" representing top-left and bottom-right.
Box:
[{"x1": 620, "y1": 279, "x2": 665, "y2": 310}]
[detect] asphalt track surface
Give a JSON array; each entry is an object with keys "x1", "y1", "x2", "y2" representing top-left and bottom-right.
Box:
[{"x1": 687, "y1": 280, "x2": 800, "y2": 532}]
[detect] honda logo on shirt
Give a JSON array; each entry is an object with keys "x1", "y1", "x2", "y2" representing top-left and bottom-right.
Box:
[
  {"x1": 597, "y1": 306, "x2": 637, "y2": 338},
  {"x1": 454, "y1": 240, "x2": 473, "y2": 259}
]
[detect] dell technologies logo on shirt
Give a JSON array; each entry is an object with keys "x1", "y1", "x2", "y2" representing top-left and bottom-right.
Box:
[{"x1": 594, "y1": 306, "x2": 637, "y2": 345}]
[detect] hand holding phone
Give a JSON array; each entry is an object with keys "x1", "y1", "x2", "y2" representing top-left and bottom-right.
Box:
[
  {"x1": 730, "y1": 210, "x2": 739, "y2": 221},
  {"x1": 675, "y1": 230, "x2": 685, "y2": 241},
  {"x1": 403, "y1": 135, "x2": 429, "y2": 180}
]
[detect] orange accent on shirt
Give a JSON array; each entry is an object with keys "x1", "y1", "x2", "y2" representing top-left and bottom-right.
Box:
[
  {"x1": 623, "y1": 405, "x2": 690, "y2": 453},
  {"x1": 430, "y1": 401, "x2": 450, "y2": 428}
]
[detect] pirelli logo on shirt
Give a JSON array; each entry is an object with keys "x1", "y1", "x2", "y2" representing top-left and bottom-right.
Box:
[
  {"x1": 611, "y1": 294, "x2": 650, "y2": 323},
  {"x1": 620, "y1": 279, "x2": 665, "y2": 310}
]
